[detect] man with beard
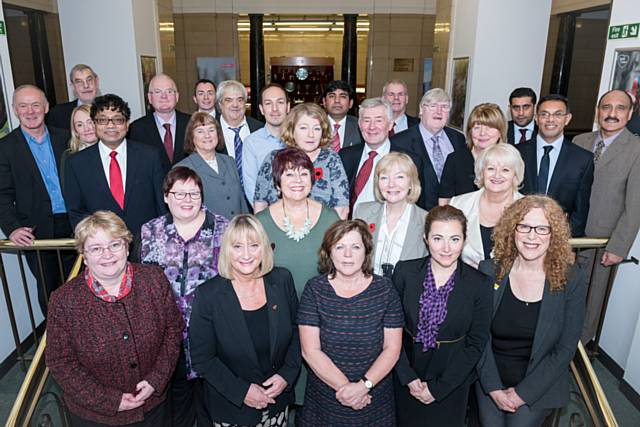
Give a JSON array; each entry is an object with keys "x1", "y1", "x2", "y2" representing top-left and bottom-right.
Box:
[
  {"x1": 507, "y1": 87, "x2": 538, "y2": 144},
  {"x1": 323, "y1": 80, "x2": 363, "y2": 151}
]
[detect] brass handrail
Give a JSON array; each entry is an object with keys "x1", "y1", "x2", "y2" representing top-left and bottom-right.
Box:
[{"x1": 0, "y1": 239, "x2": 76, "y2": 250}]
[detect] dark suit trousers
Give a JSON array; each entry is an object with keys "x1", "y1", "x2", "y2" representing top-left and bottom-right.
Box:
[
  {"x1": 475, "y1": 383, "x2": 551, "y2": 427},
  {"x1": 577, "y1": 248, "x2": 615, "y2": 344},
  {"x1": 170, "y1": 349, "x2": 211, "y2": 427},
  {"x1": 24, "y1": 214, "x2": 75, "y2": 316}
]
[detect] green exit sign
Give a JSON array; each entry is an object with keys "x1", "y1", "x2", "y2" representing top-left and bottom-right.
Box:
[{"x1": 609, "y1": 23, "x2": 639, "y2": 39}]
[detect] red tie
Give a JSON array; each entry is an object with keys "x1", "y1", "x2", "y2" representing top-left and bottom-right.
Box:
[
  {"x1": 163, "y1": 123, "x2": 174, "y2": 161},
  {"x1": 518, "y1": 129, "x2": 527, "y2": 144},
  {"x1": 389, "y1": 123, "x2": 396, "y2": 138},
  {"x1": 109, "y1": 151, "x2": 125, "y2": 209},
  {"x1": 331, "y1": 123, "x2": 341, "y2": 152},
  {"x1": 350, "y1": 151, "x2": 378, "y2": 216}
]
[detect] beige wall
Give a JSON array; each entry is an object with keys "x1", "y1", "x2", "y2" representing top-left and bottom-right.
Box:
[
  {"x1": 172, "y1": 13, "x2": 239, "y2": 112},
  {"x1": 367, "y1": 14, "x2": 435, "y2": 116}
]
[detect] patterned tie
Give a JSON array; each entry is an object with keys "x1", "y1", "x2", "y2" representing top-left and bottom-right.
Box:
[
  {"x1": 537, "y1": 145, "x2": 554, "y2": 194},
  {"x1": 350, "y1": 151, "x2": 378, "y2": 217},
  {"x1": 230, "y1": 126, "x2": 244, "y2": 186},
  {"x1": 109, "y1": 151, "x2": 125, "y2": 209},
  {"x1": 518, "y1": 129, "x2": 528, "y2": 144},
  {"x1": 331, "y1": 123, "x2": 341, "y2": 152},
  {"x1": 431, "y1": 135, "x2": 445, "y2": 181},
  {"x1": 163, "y1": 123, "x2": 174, "y2": 162},
  {"x1": 389, "y1": 123, "x2": 396, "y2": 138},
  {"x1": 593, "y1": 139, "x2": 605, "y2": 163}
]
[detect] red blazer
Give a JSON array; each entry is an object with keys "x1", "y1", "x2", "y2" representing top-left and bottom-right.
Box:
[{"x1": 46, "y1": 263, "x2": 184, "y2": 425}]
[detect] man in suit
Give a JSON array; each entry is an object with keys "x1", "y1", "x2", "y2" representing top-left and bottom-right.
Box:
[
  {"x1": 517, "y1": 94, "x2": 593, "y2": 237},
  {"x1": 193, "y1": 78, "x2": 216, "y2": 115},
  {"x1": 382, "y1": 79, "x2": 419, "y2": 136},
  {"x1": 65, "y1": 94, "x2": 167, "y2": 236},
  {"x1": 128, "y1": 73, "x2": 191, "y2": 169},
  {"x1": 390, "y1": 88, "x2": 466, "y2": 210},
  {"x1": 215, "y1": 80, "x2": 264, "y2": 183},
  {"x1": 574, "y1": 89, "x2": 640, "y2": 344},
  {"x1": 0, "y1": 85, "x2": 73, "y2": 314},
  {"x1": 507, "y1": 87, "x2": 538, "y2": 144},
  {"x1": 322, "y1": 80, "x2": 363, "y2": 151},
  {"x1": 243, "y1": 84, "x2": 289, "y2": 204},
  {"x1": 46, "y1": 64, "x2": 99, "y2": 131}
]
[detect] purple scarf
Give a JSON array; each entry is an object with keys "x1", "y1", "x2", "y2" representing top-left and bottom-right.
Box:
[{"x1": 415, "y1": 259, "x2": 456, "y2": 351}]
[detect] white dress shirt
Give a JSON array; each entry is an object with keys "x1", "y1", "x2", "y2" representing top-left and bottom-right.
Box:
[
  {"x1": 373, "y1": 203, "x2": 412, "y2": 275},
  {"x1": 535, "y1": 134, "x2": 564, "y2": 177},
  {"x1": 220, "y1": 116, "x2": 250, "y2": 159},
  {"x1": 98, "y1": 140, "x2": 128, "y2": 189},
  {"x1": 154, "y1": 111, "x2": 177, "y2": 148},
  {"x1": 328, "y1": 116, "x2": 348, "y2": 149},
  {"x1": 353, "y1": 140, "x2": 391, "y2": 211},
  {"x1": 513, "y1": 121, "x2": 536, "y2": 143},
  {"x1": 394, "y1": 114, "x2": 409, "y2": 133}
]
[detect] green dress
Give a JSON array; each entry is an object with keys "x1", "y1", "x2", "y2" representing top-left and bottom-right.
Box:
[{"x1": 256, "y1": 205, "x2": 339, "y2": 404}]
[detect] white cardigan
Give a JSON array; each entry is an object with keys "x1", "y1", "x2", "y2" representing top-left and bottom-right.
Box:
[{"x1": 450, "y1": 188, "x2": 524, "y2": 267}]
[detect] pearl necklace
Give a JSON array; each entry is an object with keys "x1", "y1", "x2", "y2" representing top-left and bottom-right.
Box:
[{"x1": 282, "y1": 199, "x2": 312, "y2": 242}]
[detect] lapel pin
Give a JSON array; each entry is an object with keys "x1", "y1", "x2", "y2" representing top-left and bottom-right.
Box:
[
  {"x1": 272, "y1": 304, "x2": 278, "y2": 310},
  {"x1": 494, "y1": 283, "x2": 500, "y2": 290}
]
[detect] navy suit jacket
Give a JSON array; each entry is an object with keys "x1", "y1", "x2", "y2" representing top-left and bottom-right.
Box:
[
  {"x1": 46, "y1": 100, "x2": 77, "y2": 131},
  {"x1": 64, "y1": 140, "x2": 168, "y2": 235},
  {"x1": 507, "y1": 120, "x2": 538, "y2": 145},
  {"x1": 517, "y1": 137, "x2": 594, "y2": 236},
  {"x1": 390, "y1": 125, "x2": 466, "y2": 210},
  {"x1": 406, "y1": 114, "x2": 420, "y2": 128},
  {"x1": 127, "y1": 110, "x2": 192, "y2": 169}
]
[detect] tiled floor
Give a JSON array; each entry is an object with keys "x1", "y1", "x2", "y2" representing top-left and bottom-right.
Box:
[{"x1": 1, "y1": 354, "x2": 639, "y2": 425}]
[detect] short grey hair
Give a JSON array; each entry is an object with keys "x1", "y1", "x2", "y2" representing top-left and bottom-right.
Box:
[
  {"x1": 148, "y1": 73, "x2": 178, "y2": 93},
  {"x1": 217, "y1": 80, "x2": 248, "y2": 106},
  {"x1": 382, "y1": 79, "x2": 408, "y2": 95},
  {"x1": 358, "y1": 97, "x2": 393, "y2": 122},
  {"x1": 12, "y1": 84, "x2": 47, "y2": 106},
  {"x1": 474, "y1": 143, "x2": 525, "y2": 189},
  {"x1": 69, "y1": 64, "x2": 97, "y2": 82},
  {"x1": 419, "y1": 88, "x2": 451, "y2": 107}
]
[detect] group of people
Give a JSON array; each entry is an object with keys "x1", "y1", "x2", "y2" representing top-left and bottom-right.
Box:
[{"x1": 0, "y1": 62, "x2": 639, "y2": 427}]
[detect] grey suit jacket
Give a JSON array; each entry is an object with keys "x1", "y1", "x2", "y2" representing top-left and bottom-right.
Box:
[
  {"x1": 476, "y1": 261, "x2": 586, "y2": 410},
  {"x1": 573, "y1": 128, "x2": 640, "y2": 257},
  {"x1": 354, "y1": 201, "x2": 428, "y2": 264},
  {"x1": 343, "y1": 115, "x2": 363, "y2": 148},
  {"x1": 175, "y1": 152, "x2": 249, "y2": 220}
]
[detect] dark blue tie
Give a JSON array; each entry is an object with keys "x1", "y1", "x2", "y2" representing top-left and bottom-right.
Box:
[
  {"x1": 537, "y1": 145, "x2": 553, "y2": 194},
  {"x1": 230, "y1": 126, "x2": 244, "y2": 186}
]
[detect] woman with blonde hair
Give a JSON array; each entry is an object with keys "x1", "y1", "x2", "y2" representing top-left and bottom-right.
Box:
[
  {"x1": 450, "y1": 143, "x2": 525, "y2": 268},
  {"x1": 60, "y1": 104, "x2": 98, "y2": 184},
  {"x1": 354, "y1": 151, "x2": 428, "y2": 278},
  {"x1": 476, "y1": 195, "x2": 586, "y2": 427},
  {"x1": 253, "y1": 102, "x2": 350, "y2": 218},
  {"x1": 190, "y1": 214, "x2": 301, "y2": 427},
  {"x1": 439, "y1": 103, "x2": 507, "y2": 204}
]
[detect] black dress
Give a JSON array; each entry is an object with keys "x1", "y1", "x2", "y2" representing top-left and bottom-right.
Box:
[{"x1": 438, "y1": 148, "x2": 478, "y2": 198}]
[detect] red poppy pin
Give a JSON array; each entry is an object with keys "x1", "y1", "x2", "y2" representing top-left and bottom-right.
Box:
[
  {"x1": 314, "y1": 167, "x2": 324, "y2": 180},
  {"x1": 369, "y1": 223, "x2": 376, "y2": 233}
]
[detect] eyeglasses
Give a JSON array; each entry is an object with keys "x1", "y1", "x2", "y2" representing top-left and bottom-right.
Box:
[
  {"x1": 73, "y1": 77, "x2": 95, "y2": 86},
  {"x1": 84, "y1": 240, "x2": 126, "y2": 257},
  {"x1": 422, "y1": 103, "x2": 451, "y2": 112},
  {"x1": 151, "y1": 89, "x2": 177, "y2": 96},
  {"x1": 515, "y1": 224, "x2": 551, "y2": 235},
  {"x1": 94, "y1": 116, "x2": 127, "y2": 126},
  {"x1": 537, "y1": 111, "x2": 566, "y2": 120},
  {"x1": 169, "y1": 191, "x2": 202, "y2": 200}
]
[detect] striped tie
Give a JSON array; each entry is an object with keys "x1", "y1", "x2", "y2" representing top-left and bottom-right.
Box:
[{"x1": 230, "y1": 126, "x2": 244, "y2": 186}]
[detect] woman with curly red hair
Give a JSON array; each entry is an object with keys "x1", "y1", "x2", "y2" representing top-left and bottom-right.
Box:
[{"x1": 475, "y1": 195, "x2": 587, "y2": 427}]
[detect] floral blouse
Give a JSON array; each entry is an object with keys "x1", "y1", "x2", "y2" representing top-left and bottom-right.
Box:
[
  {"x1": 138, "y1": 208, "x2": 228, "y2": 379},
  {"x1": 253, "y1": 148, "x2": 350, "y2": 208}
]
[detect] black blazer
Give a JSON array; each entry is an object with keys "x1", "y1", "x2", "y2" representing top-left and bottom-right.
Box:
[
  {"x1": 342, "y1": 115, "x2": 364, "y2": 148},
  {"x1": 507, "y1": 120, "x2": 538, "y2": 145},
  {"x1": 189, "y1": 267, "x2": 301, "y2": 425},
  {"x1": 46, "y1": 100, "x2": 77, "y2": 131},
  {"x1": 406, "y1": 114, "x2": 420, "y2": 128},
  {"x1": 391, "y1": 125, "x2": 466, "y2": 210},
  {"x1": 476, "y1": 261, "x2": 586, "y2": 409},
  {"x1": 517, "y1": 137, "x2": 594, "y2": 236},
  {"x1": 438, "y1": 147, "x2": 477, "y2": 199},
  {"x1": 63, "y1": 140, "x2": 168, "y2": 236},
  {"x1": 0, "y1": 126, "x2": 70, "y2": 238},
  {"x1": 127, "y1": 110, "x2": 192, "y2": 169},
  {"x1": 216, "y1": 115, "x2": 265, "y2": 156},
  {"x1": 339, "y1": 143, "x2": 427, "y2": 209},
  {"x1": 393, "y1": 257, "x2": 492, "y2": 400}
]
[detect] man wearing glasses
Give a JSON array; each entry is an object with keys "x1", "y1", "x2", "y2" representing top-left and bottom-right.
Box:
[
  {"x1": 574, "y1": 89, "x2": 640, "y2": 345},
  {"x1": 0, "y1": 85, "x2": 74, "y2": 314},
  {"x1": 506, "y1": 87, "x2": 538, "y2": 144},
  {"x1": 47, "y1": 64, "x2": 100, "y2": 131},
  {"x1": 516, "y1": 94, "x2": 593, "y2": 237},
  {"x1": 64, "y1": 94, "x2": 167, "y2": 236},
  {"x1": 390, "y1": 88, "x2": 466, "y2": 210},
  {"x1": 128, "y1": 73, "x2": 191, "y2": 169}
]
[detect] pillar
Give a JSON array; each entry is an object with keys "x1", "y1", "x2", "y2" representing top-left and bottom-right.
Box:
[
  {"x1": 27, "y1": 11, "x2": 56, "y2": 106},
  {"x1": 249, "y1": 14, "x2": 265, "y2": 121},
  {"x1": 342, "y1": 14, "x2": 358, "y2": 98},
  {"x1": 549, "y1": 13, "x2": 577, "y2": 96}
]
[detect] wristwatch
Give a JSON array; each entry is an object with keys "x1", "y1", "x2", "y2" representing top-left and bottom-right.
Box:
[{"x1": 362, "y1": 376, "x2": 373, "y2": 390}]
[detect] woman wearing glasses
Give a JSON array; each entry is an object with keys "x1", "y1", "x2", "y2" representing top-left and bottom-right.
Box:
[
  {"x1": 175, "y1": 112, "x2": 248, "y2": 220},
  {"x1": 135, "y1": 167, "x2": 229, "y2": 427},
  {"x1": 46, "y1": 210, "x2": 183, "y2": 426},
  {"x1": 438, "y1": 103, "x2": 508, "y2": 205},
  {"x1": 475, "y1": 195, "x2": 586, "y2": 427}
]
